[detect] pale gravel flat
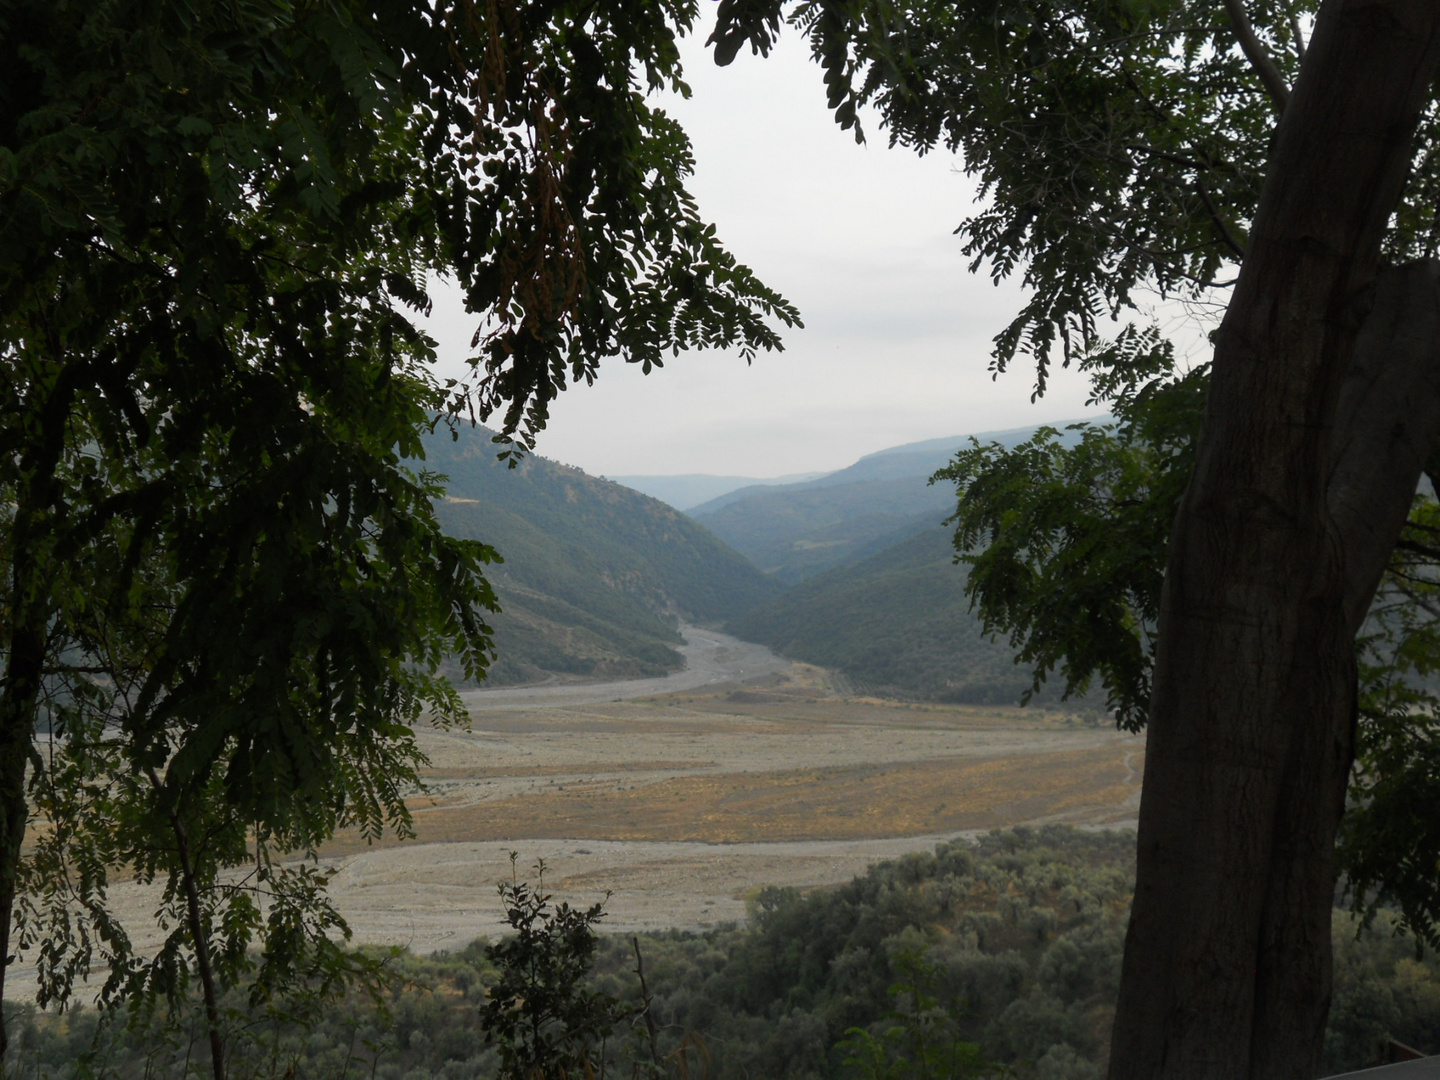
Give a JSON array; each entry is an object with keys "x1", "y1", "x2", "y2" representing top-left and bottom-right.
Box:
[
  {"x1": 313, "y1": 824, "x2": 1138, "y2": 956},
  {"x1": 9, "y1": 628, "x2": 1142, "y2": 1002}
]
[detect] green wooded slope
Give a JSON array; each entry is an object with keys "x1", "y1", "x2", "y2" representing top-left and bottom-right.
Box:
[
  {"x1": 423, "y1": 428, "x2": 782, "y2": 685},
  {"x1": 688, "y1": 425, "x2": 1089, "y2": 584},
  {"x1": 728, "y1": 523, "x2": 1039, "y2": 703},
  {"x1": 692, "y1": 479, "x2": 954, "y2": 583}
]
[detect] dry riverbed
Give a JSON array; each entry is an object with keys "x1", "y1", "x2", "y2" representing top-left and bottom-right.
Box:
[
  {"x1": 318, "y1": 643, "x2": 1143, "y2": 953},
  {"x1": 10, "y1": 632, "x2": 1144, "y2": 999}
]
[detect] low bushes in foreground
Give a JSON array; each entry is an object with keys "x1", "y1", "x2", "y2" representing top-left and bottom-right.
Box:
[{"x1": 6, "y1": 827, "x2": 1437, "y2": 1079}]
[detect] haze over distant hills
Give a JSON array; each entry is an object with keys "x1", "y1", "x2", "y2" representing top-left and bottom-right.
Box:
[
  {"x1": 609, "y1": 472, "x2": 826, "y2": 511},
  {"x1": 428, "y1": 418, "x2": 1097, "y2": 706},
  {"x1": 421, "y1": 426, "x2": 781, "y2": 685},
  {"x1": 688, "y1": 421, "x2": 1094, "y2": 704},
  {"x1": 685, "y1": 424, "x2": 1081, "y2": 583}
]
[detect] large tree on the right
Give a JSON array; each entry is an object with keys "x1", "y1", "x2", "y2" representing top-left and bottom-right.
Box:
[
  {"x1": 713, "y1": 0, "x2": 1440, "y2": 1074},
  {"x1": 1115, "y1": 9, "x2": 1440, "y2": 1077}
]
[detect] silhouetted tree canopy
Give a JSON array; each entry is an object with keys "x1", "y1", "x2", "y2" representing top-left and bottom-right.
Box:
[
  {"x1": 0, "y1": 1, "x2": 797, "y2": 1073},
  {"x1": 709, "y1": 1, "x2": 1440, "y2": 1075}
]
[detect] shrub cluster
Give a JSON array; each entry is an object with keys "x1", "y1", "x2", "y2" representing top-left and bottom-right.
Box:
[{"x1": 6, "y1": 827, "x2": 1438, "y2": 1079}]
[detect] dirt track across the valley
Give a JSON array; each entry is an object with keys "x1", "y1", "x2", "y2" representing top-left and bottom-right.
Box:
[{"x1": 9, "y1": 629, "x2": 1143, "y2": 1000}]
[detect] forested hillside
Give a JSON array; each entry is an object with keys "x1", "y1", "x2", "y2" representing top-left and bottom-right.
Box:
[
  {"x1": 422, "y1": 427, "x2": 782, "y2": 684},
  {"x1": 418, "y1": 424, "x2": 1088, "y2": 699},
  {"x1": 729, "y1": 524, "x2": 1049, "y2": 704},
  {"x1": 688, "y1": 426, "x2": 1076, "y2": 584},
  {"x1": 10, "y1": 827, "x2": 1432, "y2": 1079},
  {"x1": 692, "y1": 481, "x2": 952, "y2": 583}
]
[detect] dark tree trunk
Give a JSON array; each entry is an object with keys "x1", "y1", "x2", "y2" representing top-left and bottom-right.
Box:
[
  {"x1": 0, "y1": 477, "x2": 66, "y2": 1071},
  {"x1": 1108, "y1": 3, "x2": 1440, "y2": 1078},
  {"x1": 0, "y1": 622, "x2": 42, "y2": 1070},
  {"x1": 0, "y1": 358, "x2": 86, "y2": 1068},
  {"x1": 173, "y1": 814, "x2": 226, "y2": 1080},
  {"x1": 0, "y1": 574, "x2": 50, "y2": 1070}
]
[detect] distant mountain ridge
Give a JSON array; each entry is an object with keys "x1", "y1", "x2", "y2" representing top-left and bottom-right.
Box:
[
  {"x1": 687, "y1": 422, "x2": 1090, "y2": 583},
  {"x1": 609, "y1": 471, "x2": 826, "y2": 511},
  {"x1": 698, "y1": 420, "x2": 1099, "y2": 703},
  {"x1": 612, "y1": 434, "x2": 1043, "y2": 518},
  {"x1": 684, "y1": 422, "x2": 1082, "y2": 518},
  {"x1": 421, "y1": 427, "x2": 782, "y2": 685}
]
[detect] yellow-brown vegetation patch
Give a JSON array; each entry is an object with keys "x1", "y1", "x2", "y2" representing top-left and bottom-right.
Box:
[
  {"x1": 634, "y1": 694, "x2": 1054, "y2": 730},
  {"x1": 417, "y1": 760, "x2": 712, "y2": 780},
  {"x1": 381, "y1": 744, "x2": 1142, "y2": 846}
]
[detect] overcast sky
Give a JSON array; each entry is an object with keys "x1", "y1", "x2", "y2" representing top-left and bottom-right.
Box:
[{"x1": 424, "y1": 13, "x2": 1113, "y2": 478}]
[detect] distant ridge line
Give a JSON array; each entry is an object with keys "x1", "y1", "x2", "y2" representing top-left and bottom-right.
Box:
[
  {"x1": 682, "y1": 418, "x2": 1100, "y2": 519},
  {"x1": 856, "y1": 419, "x2": 1094, "y2": 462}
]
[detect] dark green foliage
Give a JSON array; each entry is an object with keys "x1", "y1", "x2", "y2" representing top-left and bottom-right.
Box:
[
  {"x1": 431, "y1": 1, "x2": 801, "y2": 452},
  {"x1": 836, "y1": 949, "x2": 1003, "y2": 1079},
  {"x1": 934, "y1": 355, "x2": 1206, "y2": 729},
  {"x1": 711, "y1": 0, "x2": 1303, "y2": 387},
  {"x1": 728, "y1": 525, "x2": 1039, "y2": 703},
  {"x1": 3, "y1": 949, "x2": 497, "y2": 1080},
  {"x1": 1337, "y1": 493, "x2": 1440, "y2": 953},
  {"x1": 481, "y1": 859, "x2": 625, "y2": 1079},
  {"x1": 1339, "y1": 701, "x2": 1440, "y2": 951},
  {"x1": 426, "y1": 427, "x2": 783, "y2": 684},
  {"x1": 9, "y1": 298, "x2": 500, "y2": 1064},
  {"x1": 1, "y1": 0, "x2": 799, "y2": 1055},
  {"x1": 586, "y1": 828, "x2": 1135, "y2": 1079},
  {"x1": 1326, "y1": 910, "x2": 1440, "y2": 1072},
  {"x1": 930, "y1": 353, "x2": 1440, "y2": 941},
  {"x1": 7, "y1": 829, "x2": 1440, "y2": 1078}
]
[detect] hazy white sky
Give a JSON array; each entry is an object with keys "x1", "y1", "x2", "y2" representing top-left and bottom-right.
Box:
[{"x1": 425, "y1": 12, "x2": 1112, "y2": 478}]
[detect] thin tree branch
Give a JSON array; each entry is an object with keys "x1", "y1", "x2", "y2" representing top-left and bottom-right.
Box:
[
  {"x1": 1195, "y1": 173, "x2": 1248, "y2": 259},
  {"x1": 173, "y1": 811, "x2": 227, "y2": 1080},
  {"x1": 1393, "y1": 537, "x2": 1440, "y2": 561},
  {"x1": 1222, "y1": 0, "x2": 1291, "y2": 113}
]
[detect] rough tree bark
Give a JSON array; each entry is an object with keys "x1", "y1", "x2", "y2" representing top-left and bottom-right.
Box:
[
  {"x1": 1108, "y1": 2, "x2": 1440, "y2": 1077},
  {"x1": 0, "y1": 365, "x2": 79, "y2": 1067},
  {"x1": 0, "y1": 619, "x2": 41, "y2": 1067}
]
